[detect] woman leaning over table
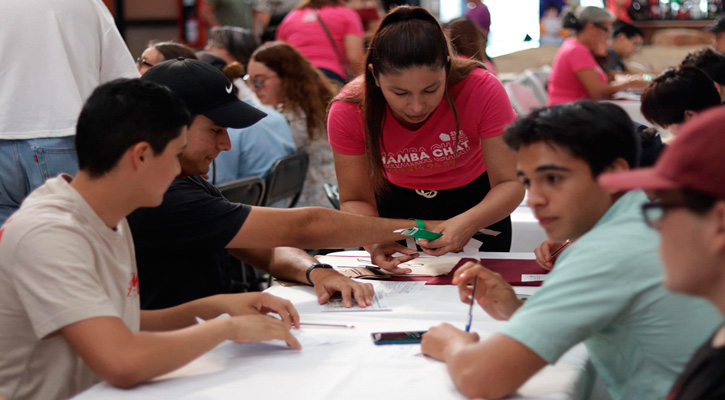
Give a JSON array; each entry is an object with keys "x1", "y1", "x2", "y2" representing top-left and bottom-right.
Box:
[
  {"x1": 327, "y1": 6, "x2": 523, "y2": 272},
  {"x1": 547, "y1": 6, "x2": 648, "y2": 105}
]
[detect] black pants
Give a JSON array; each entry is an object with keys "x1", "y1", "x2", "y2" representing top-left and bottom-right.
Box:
[
  {"x1": 318, "y1": 67, "x2": 346, "y2": 86},
  {"x1": 376, "y1": 172, "x2": 512, "y2": 252}
]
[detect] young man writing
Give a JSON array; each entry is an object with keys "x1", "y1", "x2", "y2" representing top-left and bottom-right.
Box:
[
  {"x1": 640, "y1": 66, "x2": 721, "y2": 136},
  {"x1": 420, "y1": 101, "x2": 721, "y2": 400},
  {"x1": 600, "y1": 106, "x2": 725, "y2": 399},
  {"x1": 0, "y1": 79, "x2": 301, "y2": 400},
  {"x1": 131, "y1": 58, "x2": 428, "y2": 310}
]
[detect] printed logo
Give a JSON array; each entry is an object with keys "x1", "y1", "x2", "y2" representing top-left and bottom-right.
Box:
[
  {"x1": 127, "y1": 273, "x2": 140, "y2": 298},
  {"x1": 225, "y1": 84, "x2": 233, "y2": 94},
  {"x1": 382, "y1": 130, "x2": 472, "y2": 171}
]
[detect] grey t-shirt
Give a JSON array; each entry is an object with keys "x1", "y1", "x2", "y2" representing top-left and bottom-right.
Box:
[{"x1": 0, "y1": 175, "x2": 140, "y2": 400}]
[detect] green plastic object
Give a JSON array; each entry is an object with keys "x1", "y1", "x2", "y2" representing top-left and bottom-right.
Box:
[{"x1": 398, "y1": 227, "x2": 442, "y2": 241}]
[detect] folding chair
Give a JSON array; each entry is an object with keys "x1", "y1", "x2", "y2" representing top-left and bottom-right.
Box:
[
  {"x1": 216, "y1": 177, "x2": 267, "y2": 292},
  {"x1": 504, "y1": 78, "x2": 545, "y2": 117},
  {"x1": 217, "y1": 176, "x2": 266, "y2": 206},
  {"x1": 262, "y1": 150, "x2": 310, "y2": 207},
  {"x1": 523, "y1": 68, "x2": 550, "y2": 105}
]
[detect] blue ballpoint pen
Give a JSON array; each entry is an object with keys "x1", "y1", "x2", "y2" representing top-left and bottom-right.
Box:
[{"x1": 465, "y1": 276, "x2": 478, "y2": 332}]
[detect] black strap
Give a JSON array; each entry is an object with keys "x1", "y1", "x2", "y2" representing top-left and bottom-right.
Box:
[{"x1": 315, "y1": 10, "x2": 348, "y2": 76}]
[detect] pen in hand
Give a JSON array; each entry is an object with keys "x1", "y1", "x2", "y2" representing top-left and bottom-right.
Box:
[
  {"x1": 465, "y1": 276, "x2": 478, "y2": 333},
  {"x1": 550, "y1": 239, "x2": 571, "y2": 259}
]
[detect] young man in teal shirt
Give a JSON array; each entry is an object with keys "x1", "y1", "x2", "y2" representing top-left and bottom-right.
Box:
[{"x1": 421, "y1": 101, "x2": 721, "y2": 400}]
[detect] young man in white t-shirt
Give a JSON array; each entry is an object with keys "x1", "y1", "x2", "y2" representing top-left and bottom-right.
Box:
[{"x1": 0, "y1": 79, "x2": 302, "y2": 400}]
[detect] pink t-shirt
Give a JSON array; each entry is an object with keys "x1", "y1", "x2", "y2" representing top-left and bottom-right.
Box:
[
  {"x1": 276, "y1": 6, "x2": 364, "y2": 79},
  {"x1": 328, "y1": 68, "x2": 517, "y2": 190},
  {"x1": 547, "y1": 38, "x2": 608, "y2": 105}
]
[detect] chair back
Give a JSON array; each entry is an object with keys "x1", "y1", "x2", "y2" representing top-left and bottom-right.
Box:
[
  {"x1": 217, "y1": 177, "x2": 266, "y2": 206},
  {"x1": 504, "y1": 78, "x2": 545, "y2": 117},
  {"x1": 262, "y1": 150, "x2": 310, "y2": 207},
  {"x1": 523, "y1": 68, "x2": 550, "y2": 105}
]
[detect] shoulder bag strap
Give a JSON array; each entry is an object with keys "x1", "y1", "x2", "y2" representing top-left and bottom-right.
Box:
[{"x1": 314, "y1": 9, "x2": 348, "y2": 74}]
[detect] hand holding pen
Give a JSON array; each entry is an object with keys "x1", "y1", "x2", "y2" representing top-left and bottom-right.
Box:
[
  {"x1": 453, "y1": 261, "x2": 522, "y2": 322},
  {"x1": 465, "y1": 276, "x2": 478, "y2": 332},
  {"x1": 534, "y1": 239, "x2": 571, "y2": 271}
]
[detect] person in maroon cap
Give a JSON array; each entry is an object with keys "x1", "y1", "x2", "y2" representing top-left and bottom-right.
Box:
[{"x1": 599, "y1": 105, "x2": 725, "y2": 400}]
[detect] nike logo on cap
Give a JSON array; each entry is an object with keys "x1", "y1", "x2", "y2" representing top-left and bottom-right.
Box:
[{"x1": 225, "y1": 84, "x2": 233, "y2": 94}]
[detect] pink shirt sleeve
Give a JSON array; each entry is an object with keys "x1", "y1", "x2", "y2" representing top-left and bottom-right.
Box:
[
  {"x1": 342, "y1": 7, "x2": 364, "y2": 37},
  {"x1": 327, "y1": 99, "x2": 366, "y2": 155},
  {"x1": 461, "y1": 69, "x2": 518, "y2": 140},
  {"x1": 566, "y1": 42, "x2": 601, "y2": 72}
]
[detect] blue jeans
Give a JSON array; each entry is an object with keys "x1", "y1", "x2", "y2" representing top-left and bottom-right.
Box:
[{"x1": 0, "y1": 136, "x2": 78, "y2": 225}]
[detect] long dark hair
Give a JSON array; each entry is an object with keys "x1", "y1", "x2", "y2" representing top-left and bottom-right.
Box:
[
  {"x1": 445, "y1": 16, "x2": 493, "y2": 65},
  {"x1": 332, "y1": 6, "x2": 482, "y2": 194}
]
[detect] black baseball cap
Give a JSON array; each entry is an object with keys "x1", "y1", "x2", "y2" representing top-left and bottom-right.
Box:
[
  {"x1": 141, "y1": 58, "x2": 266, "y2": 129},
  {"x1": 707, "y1": 14, "x2": 725, "y2": 33}
]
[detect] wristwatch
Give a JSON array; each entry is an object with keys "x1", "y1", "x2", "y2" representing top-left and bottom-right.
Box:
[{"x1": 306, "y1": 263, "x2": 333, "y2": 286}]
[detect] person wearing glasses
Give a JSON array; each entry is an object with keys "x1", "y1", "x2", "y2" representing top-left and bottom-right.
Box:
[
  {"x1": 136, "y1": 41, "x2": 198, "y2": 75},
  {"x1": 548, "y1": 6, "x2": 648, "y2": 105},
  {"x1": 246, "y1": 41, "x2": 339, "y2": 207},
  {"x1": 599, "y1": 106, "x2": 725, "y2": 400},
  {"x1": 420, "y1": 101, "x2": 721, "y2": 400}
]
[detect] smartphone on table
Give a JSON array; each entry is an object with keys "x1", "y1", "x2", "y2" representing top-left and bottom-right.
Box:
[{"x1": 371, "y1": 331, "x2": 427, "y2": 345}]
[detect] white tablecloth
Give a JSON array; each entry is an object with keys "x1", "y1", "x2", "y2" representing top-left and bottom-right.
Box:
[
  {"x1": 74, "y1": 253, "x2": 598, "y2": 400},
  {"x1": 511, "y1": 202, "x2": 546, "y2": 253}
]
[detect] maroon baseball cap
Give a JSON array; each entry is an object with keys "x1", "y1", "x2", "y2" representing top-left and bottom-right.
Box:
[{"x1": 599, "y1": 106, "x2": 725, "y2": 199}]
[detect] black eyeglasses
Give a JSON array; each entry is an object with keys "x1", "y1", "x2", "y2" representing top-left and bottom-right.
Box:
[
  {"x1": 136, "y1": 57, "x2": 154, "y2": 68},
  {"x1": 641, "y1": 201, "x2": 687, "y2": 229},
  {"x1": 593, "y1": 23, "x2": 613, "y2": 35}
]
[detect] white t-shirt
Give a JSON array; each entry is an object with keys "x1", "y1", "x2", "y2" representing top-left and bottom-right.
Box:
[
  {"x1": 0, "y1": 175, "x2": 140, "y2": 400},
  {"x1": 0, "y1": 0, "x2": 139, "y2": 140}
]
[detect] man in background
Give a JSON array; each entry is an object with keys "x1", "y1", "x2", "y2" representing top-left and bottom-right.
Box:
[
  {"x1": 0, "y1": 0, "x2": 138, "y2": 226},
  {"x1": 604, "y1": 21, "x2": 644, "y2": 74},
  {"x1": 681, "y1": 47, "x2": 725, "y2": 101}
]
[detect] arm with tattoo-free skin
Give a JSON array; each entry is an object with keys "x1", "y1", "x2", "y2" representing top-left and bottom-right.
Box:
[{"x1": 230, "y1": 247, "x2": 375, "y2": 308}]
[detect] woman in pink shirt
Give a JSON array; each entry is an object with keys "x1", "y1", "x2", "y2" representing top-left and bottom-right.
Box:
[
  {"x1": 328, "y1": 7, "x2": 523, "y2": 271},
  {"x1": 548, "y1": 6, "x2": 647, "y2": 105},
  {"x1": 277, "y1": 0, "x2": 365, "y2": 85}
]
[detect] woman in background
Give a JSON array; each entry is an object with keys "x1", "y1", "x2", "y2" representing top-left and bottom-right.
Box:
[
  {"x1": 445, "y1": 16, "x2": 496, "y2": 75},
  {"x1": 246, "y1": 41, "x2": 339, "y2": 207},
  {"x1": 136, "y1": 41, "x2": 197, "y2": 75},
  {"x1": 276, "y1": 0, "x2": 365, "y2": 84},
  {"x1": 547, "y1": 6, "x2": 647, "y2": 105}
]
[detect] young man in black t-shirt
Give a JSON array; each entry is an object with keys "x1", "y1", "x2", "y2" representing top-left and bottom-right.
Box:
[
  {"x1": 131, "y1": 59, "x2": 426, "y2": 310},
  {"x1": 601, "y1": 106, "x2": 725, "y2": 400}
]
